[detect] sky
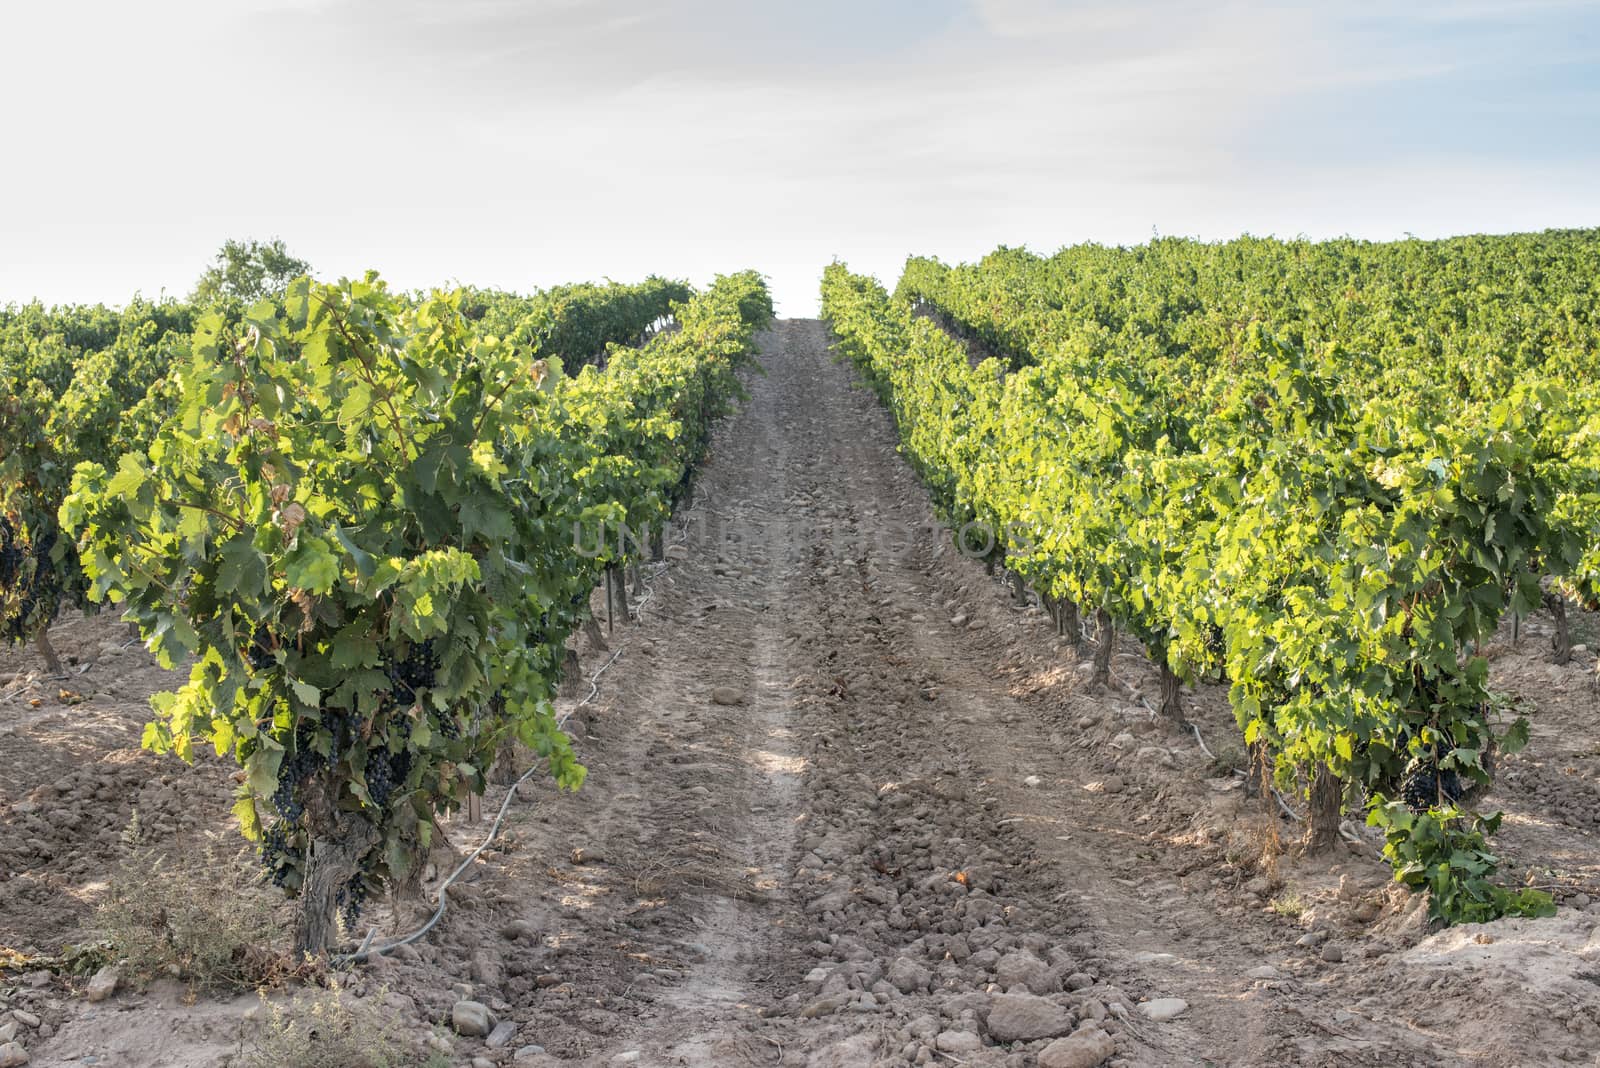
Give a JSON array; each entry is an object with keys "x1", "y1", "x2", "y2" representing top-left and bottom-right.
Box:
[{"x1": 1, "y1": 0, "x2": 1597, "y2": 316}]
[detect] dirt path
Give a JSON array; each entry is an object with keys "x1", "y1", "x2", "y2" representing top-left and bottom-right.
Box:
[
  {"x1": 399, "y1": 320, "x2": 1464, "y2": 1066},
  {"x1": 9, "y1": 319, "x2": 1600, "y2": 1068}
]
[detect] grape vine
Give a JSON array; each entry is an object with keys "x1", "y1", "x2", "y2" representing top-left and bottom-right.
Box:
[{"x1": 63, "y1": 270, "x2": 773, "y2": 952}]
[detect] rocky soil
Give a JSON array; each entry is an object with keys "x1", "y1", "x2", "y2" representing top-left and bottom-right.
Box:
[{"x1": 3, "y1": 319, "x2": 1599, "y2": 1067}]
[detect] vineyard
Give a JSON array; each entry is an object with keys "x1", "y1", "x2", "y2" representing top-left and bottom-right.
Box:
[
  {"x1": 2, "y1": 237, "x2": 1600, "y2": 1067},
  {"x1": 825, "y1": 231, "x2": 1600, "y2": 924}
]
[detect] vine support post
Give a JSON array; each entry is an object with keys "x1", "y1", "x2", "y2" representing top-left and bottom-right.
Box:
[{"x1": 604, "y1": 569, "x2": 615, "y2": 634}]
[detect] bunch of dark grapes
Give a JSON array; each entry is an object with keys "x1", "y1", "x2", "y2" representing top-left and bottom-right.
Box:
[
  {"x1": 31, "y1": 524, "x2": 57, "y2": 566},
  {"x1": 260, "y1": 821, "x2": 302, "y2": 890},
  {"x1": 435, "y1": 709, "x2": 461, "y2": 742},
  {"x1": 247, "y1": 629, "x2": 277, "y2": 671},
  {"x1": 390, "y1": 747, "x2": 413, "y2": 784},
  {"x1": 322, "y1": 705, "x2": 362, "y2": 760},
  {"x1": 387, "y1": 639, "x2": 439, "y2": 700},
  {"x1": 271, "y1": 736, "x2": 328, "y2": 823},
  {"x1": 365, "y1": 748, "x2": 411, "y2": 810},
  {"x1": 528, "y1": 619, "x2": 550, "y2": 652},
  {"x1": 1399, "y1": 768, "x2": 1436, "y2": 812},
  {"x1": 1, "y1": 520, "x2": 63, "y2": 643},
  {"x1": 1399, "y1": 763, "x2": 1465, "y2": 813},
  {"x1": 336, "y1": 874, "x2": 370, "y2": 927},
  {"x1": 0, "y1": 517, "x2": 22, "y2": 588}
]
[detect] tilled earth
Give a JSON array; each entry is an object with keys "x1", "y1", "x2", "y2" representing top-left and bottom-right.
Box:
[{"x1": 4, "y1": 319, "x2": 1600, "y2": 1068}]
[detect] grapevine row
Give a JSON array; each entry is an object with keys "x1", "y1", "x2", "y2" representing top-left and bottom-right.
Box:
[
  {"x1": 61, "y1": 270, "x2": 773, "y2": 951},
  {"x1": 0, "y1": 276, "x2": 691, "y2": 673},
  {"x1": 896, "y1": 238, "x2": 1600, "y2": 644},
  {"x1": 0, "y1": 300, "x2": 196, "y2": 669},
  {"x1": 823, "y1": 250, "x2": 1594, "y2": 923}
]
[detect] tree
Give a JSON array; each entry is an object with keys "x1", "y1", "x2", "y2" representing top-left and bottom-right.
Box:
[{"x1": 191, "y1": 239, "x2": 310, "y2": 307}]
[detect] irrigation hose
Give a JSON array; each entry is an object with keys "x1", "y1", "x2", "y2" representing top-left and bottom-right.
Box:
[{"x1": 333, "y1": 647, "x2": 623, "y2": 967}]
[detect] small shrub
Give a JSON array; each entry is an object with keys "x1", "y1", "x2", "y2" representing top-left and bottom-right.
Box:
[
  {"x1": 94, "y1": 810, "x2": 289, "y2": 992},
  {"x1": 1268, "y1": 890, "x2": 1305, "y2": 918},
  {"x1": 236, "y1": 982, "x2": 410, "y2": 1068}
]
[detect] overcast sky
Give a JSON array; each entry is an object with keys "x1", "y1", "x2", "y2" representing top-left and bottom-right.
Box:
[{"x1": 2, "y1": 0, "x2": 1597, "y2": 315}]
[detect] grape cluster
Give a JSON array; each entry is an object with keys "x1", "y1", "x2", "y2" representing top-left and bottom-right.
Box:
[
  {"x1": 1, "y1": 519, "x2": 63, "y2": 643},
  {"x1": 260, "y1": 821, "x2": 302, "y2": 890},
  {"x1": 1399, "y1": 764, "x2": 1466, "y2": 813},
  {"x1": 30, "y1": 524, "x2": 55, "y2": 564},
  {"x1": 322, "y1": 704, "x2": 362, "y2": 760},
  {"x1": 271, "y1": 737, "x2": 328, "y2": 823},
  {"x1": 528, "y1": 623, "x2": 550, "y2": 652},
  {"x1": 247, "y1": 629, "x2": 277, "y2": 671},
  {"x1": 336, "y1": 874, "x2": 371, "y2": 927},
  {"x1": 365, "y1": 748, "x2": 411, "y2": 809},
  {"x1": 387, "y1": 638, "x2": 439, "y2": 700},
  {"x1": 0, "y1": 517, "x2": 22, "y2": 587}
]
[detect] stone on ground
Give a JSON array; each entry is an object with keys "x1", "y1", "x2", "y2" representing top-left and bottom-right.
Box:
[
  {"x1": 1137, "y1": 997, "x2": 1189, "y2": 1022},
  {"x1": 1039, "y1": 1028, "x2": 1117, "y2": 1068},
  {"x1": 985, "y1": 991, "x2": 1075, "y2": 1041},
  {"x1": 452, "y1": 1000, "x2": 495, "y2": 1037}
]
